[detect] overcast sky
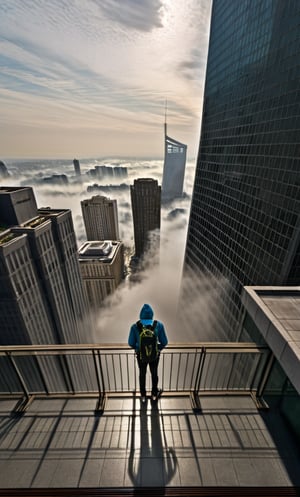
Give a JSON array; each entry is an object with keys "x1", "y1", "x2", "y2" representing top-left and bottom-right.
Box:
[{"x1": 0, "y1": 0, "x2": 212, "y2": 160}]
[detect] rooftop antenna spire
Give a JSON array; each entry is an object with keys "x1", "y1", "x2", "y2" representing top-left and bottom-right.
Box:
[{"x1": 164, "y1": 99, "x2": 168, "y2": 137}]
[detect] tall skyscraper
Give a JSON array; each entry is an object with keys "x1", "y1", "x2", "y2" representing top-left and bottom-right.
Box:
[
  {"x1": 78, "y1": 240, "x2": 124, "y2": 308},
  {"x1": 182, "y1": 0, "x2": 300, "y2": 341},
  {"x1": 81, "y1": 195, "x2": 119, "y2": 241},
  {"x1": 0, "y1": 186, "x2": 88, "y2": 346},
  {"x1": 130, "y1": 178, "x2": 161, "y2": 258},
  {"x1": 73, "y1": 158, "x2": 81, "y2": 176},
  {"x1": 161, "y1": 119, "x2": 187, "y2": 202}
]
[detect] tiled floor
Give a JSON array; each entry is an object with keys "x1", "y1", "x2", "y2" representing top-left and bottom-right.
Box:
[{"x1": 0, "y1": 393, "x2": 299, "y2": 488}]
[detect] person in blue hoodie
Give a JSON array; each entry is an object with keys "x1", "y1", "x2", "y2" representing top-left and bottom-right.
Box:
[{"x1": 128, "y1": 303, "x2": 168, "y2": 402}]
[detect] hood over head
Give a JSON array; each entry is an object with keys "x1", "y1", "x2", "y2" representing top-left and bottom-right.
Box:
[{"x1": 140, "y1": 303, "x2": 154, "y2": 320}]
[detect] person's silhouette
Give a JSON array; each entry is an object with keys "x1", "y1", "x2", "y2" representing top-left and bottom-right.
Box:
[{"x1": 128, "y1": 304, "x2": 168, "y2": 402}]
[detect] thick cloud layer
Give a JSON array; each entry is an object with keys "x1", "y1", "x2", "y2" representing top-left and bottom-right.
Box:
[
  {"x1": 92, "y1": 212, "x2": 189, "y2": 343},
  {"x1": 2, "y1": 157, "x2": 221, "y2": 343}
]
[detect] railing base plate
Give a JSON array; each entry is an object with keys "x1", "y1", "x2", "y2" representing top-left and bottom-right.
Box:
[
  {"x1": 190, "y1": 391, "x2": 202, "y2": 413},
  {"x1": 95, "y1": 394, "x2": 107, "y2": 415},
  {"x1": 251, "y1": 392, "x2": 269, "y2": 410},
  {"x1": 14, "y1": 395, "x2": 34, "y2": 414}
]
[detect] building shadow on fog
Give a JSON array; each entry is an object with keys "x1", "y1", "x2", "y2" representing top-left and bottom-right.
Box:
[{"x1": 128, "y1": 394, "x2": 177, "y2": 490}]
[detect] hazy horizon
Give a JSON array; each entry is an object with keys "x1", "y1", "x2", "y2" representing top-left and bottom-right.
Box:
[{"x1": 2, "y1": 154, "x2": 197, "y2": 162}]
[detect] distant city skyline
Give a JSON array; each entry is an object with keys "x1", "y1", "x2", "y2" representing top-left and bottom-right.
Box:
[{"x1": 0, "y1": 0, "x2": 212, "y2": 159}]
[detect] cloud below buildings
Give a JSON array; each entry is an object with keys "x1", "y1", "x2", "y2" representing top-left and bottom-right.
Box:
[
  {"x1": 4, "y1": 156, "x2": 196, "y2": 246},
  {"x1": 2, "y1": 157, "x2": 226, "y2": 343},
  {"x1": 90, "y1": 230, "x2": 228, "y2": 344},
  {"x1": 91, "y1": 214, "x2": 188, "y2": 343}
]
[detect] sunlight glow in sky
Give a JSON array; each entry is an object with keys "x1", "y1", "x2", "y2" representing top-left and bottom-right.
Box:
[{"x1": 0, "y1": 0, "x2": 212, "y2": 159}]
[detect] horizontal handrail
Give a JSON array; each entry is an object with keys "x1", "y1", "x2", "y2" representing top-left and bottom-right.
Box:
[
  {"x1": 0, "y1": 342, "x2": 268, "y2": 353},
  {"x1": 0, "y1": 342, "x2": 271, "y2": 412}
]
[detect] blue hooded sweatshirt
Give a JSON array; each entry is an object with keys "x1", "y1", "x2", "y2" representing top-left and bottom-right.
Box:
[{"x1": 128, "y1": 304, "x2": 168, "y2": 352}]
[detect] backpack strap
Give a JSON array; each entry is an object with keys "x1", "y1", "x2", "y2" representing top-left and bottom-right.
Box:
[{"x1": 152, "y1": 320, "x2": 158, "y2": 331}]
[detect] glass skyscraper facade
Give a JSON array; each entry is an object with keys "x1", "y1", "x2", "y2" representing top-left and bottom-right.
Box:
[
  {"x1": 182, "y1": 0, "x2": 300, "y2": 340},
  {"x1": 162, "y1": 122, "x2": 187, "y2": 202}
]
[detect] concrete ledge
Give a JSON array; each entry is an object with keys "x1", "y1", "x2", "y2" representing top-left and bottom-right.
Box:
[{"x1": 242, "y1": 287, "x2": 300, "y2": 394}]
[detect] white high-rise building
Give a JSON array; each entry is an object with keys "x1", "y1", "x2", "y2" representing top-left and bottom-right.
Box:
[
  {"x1": 78, "y1": 240, "x2": 124, "y2": 308},
  {"x1": 81, "y1": 195, "x2": 119, "y2": 241}
]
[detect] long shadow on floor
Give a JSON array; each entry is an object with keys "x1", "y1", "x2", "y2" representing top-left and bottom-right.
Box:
[{"x1": 128, "y1": 395, "x2": 177, "y2": 490}]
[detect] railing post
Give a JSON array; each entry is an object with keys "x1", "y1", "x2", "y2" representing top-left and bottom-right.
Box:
[
  {"x1": 54, "y1": 353, "x2": 76, "y2": 394},
  {"x1": 132, "y1": 351, "x2": 137, "y2": 393},
  {"x1": 94, "y1": 349, "x2": 106, "y2": 414},
  {"x1": 190, "y1": 346, "x2": 206, "y2": 412},
  {"x1": 6, "y1": 352, "x2": 33, "y2": 413},
  {"x1": 34, "y1": 356, "x2": 49, "y2": 395}
]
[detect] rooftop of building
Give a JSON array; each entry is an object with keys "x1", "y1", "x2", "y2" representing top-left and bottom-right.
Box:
[
  {"x1": 0, "y1": 214, "x2": 55, "y2": 241},
  {"x1": 38, "y1": 207, "x2": 70, "y2": 216},
  {"x1": 242, "y1": 286, "x2": 300, "y2": 395},
  {"x1": 81, "y1": 195, "x2": 111, "y2": 203},
  {"x1": 1, "y1": 288, "x2": 300, "y2": 494},
  {"x1": 0, "y1": 392, "x2": 299, "y2": 493},
  {"x1": 23, "y1": 216, "x2": 47, "y2": 229},
  {"x1": 133, "y1": 178, "x2": 159, "y2": 184},
  {"x1": 0, "y1": 230, "x2": 18, "y2": 245},
  {"x1": 0, "y1": 335, "x2": 299, "y2": 494},
  {"x1": 0, "y1": 186, "x2": 28, "y2": 193},
  {"x1": 78, "y1": 240, "x2": 121, "y2": 261}
]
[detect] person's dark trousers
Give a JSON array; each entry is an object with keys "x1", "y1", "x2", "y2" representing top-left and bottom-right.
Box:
[{"x1": 136, "y1": 355, "x2": 159, "y2": 396}]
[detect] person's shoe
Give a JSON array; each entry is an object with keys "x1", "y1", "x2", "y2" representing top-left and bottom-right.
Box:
[{"x1": 151, "y1": 389, "x2": 162, "y2": 402}]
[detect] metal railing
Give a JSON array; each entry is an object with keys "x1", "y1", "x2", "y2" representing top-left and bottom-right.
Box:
[{"x1": 0, "y1": 343, "x2": 272, "y2": 412}]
